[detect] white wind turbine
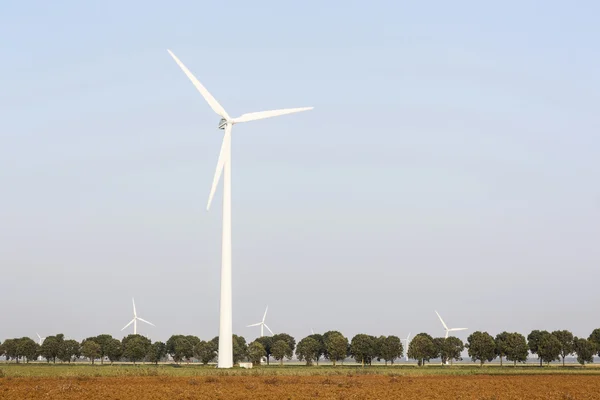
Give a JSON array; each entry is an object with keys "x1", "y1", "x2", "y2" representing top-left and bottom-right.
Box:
[
  {"x1": 435, "y1": 310, "x2": 467, "y2": 339},
  {"x1": 247, "y1": 306, "x2": 274, "y2": 337},
  {"x1": 167, "y1": 50, "x2": 312, "y2": 368},
  {"x1": 36, "y1": 333, "x2": 46, "y2": 346},
  {"x1": 401, "y1": 332, "x2": 411, "y2": 361},
  {"x1": 121, "y1": 298, "x2": 155, "y2": 335}
]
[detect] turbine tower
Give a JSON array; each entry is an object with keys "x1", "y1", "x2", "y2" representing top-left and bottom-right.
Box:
[
  {"x1": 401, "y1": 332, "x2": 411, "y2": 361},
  {"x1": 121, "y1": 298, "x2": 155, "y2": 335},
  {"x1": 247, "y1": 306, "x2": 274, "y2": 337},
  {"x1": 167, "y1": 49, "x2": 312, "y2": 368},
  {"x1": 435, "y1": 310, "x2": 467, "y2": 339}
]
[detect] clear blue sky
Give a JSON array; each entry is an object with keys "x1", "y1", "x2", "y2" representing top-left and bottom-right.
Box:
[{"x1": 1, "y1": 0, "x2": 599, "y2": 344}]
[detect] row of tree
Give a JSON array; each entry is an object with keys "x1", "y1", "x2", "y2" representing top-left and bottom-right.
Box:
[{"x1": 1, "y1": 329, "x2": 599, "y2": 366}]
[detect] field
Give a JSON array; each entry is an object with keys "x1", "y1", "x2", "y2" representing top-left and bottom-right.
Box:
[{"x1": 2, "y1": 364, "x2": 600, "y2": 399}]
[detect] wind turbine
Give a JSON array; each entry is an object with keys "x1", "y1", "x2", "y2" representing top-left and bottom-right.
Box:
[
  {"x1": 121, "y1": 298, "x2": 155, "y2": 335},
  {"x1": 401, "y1": 332, "x2": 411, "y2": 361},
  {"x1": 247, "y1": 306, "x2": 274, "y2": 337},
  {"x1": 167, "y1": 50, "x2": 312, "y2": 368},
  {"x1": 435, "y1": 310, "x2": 467, "y2": 339},
  {"x1": 36, "y1": 333, "x2": 46, "y2": 346}
]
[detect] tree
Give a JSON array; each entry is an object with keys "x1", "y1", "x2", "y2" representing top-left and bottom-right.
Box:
[
  {"x1": 442, "y1": 337, "x2": 464, "y2": 365},
  {"x1": 166, "y1": 335, "x2": 192, "y2": 364},
  {"x1": 407, "y1": 333, "x2": 436, "y2": 366},
  {"x1": 505, "y1": 332, "x2": 528, "y2": 367},
  {"x1": 322, "y1": 331, "x2": 344, "y2": 361},
  {"x1": 81, "y1": 340, "x2": 101, "y2": 364},
  {"x1": 271, "y1": 340, "x2": 293, "y2": 365},
  {"x1": 3, "y1": 339, "x2": 18, "y2": 363},
  {"x1": 247, "y1": 341, "x2": 266, "y2": 365},
  {"x1": 122, "y1": 335, "x2": 152, "y2": 364},
  {"x1": 350, "y1": 334, "x2": 377, "y2": 366},
  {"x1": 432, "y1": 338, "x2": 446, "y2": 364},
  {"x1": 57, "y1": 340, "x2": 80, "y2": 363},
  {"x1": 552, "y1": 330, "x2": 574, "y2": 367},
  {"x1": 40, "y1": 335, "x2": 63, "y2": 364},
  {"x1": 0, "y1": 341, "x2": 4, "y2": 360},
  {"x1": 146, "y1": 341, "x2": 167, "y2": 364},
  {"x1": 538, "y1": 332, "x2": 561, "y2": 366},
  {"x1": 271, "y1": 333, "x2": 296, "y2": 354},
  {"x1": 588, "y1": 329, "x2": 600, "y2": 357},
  {"x1": 495, "y1": 332, "x2": 510, "y2": 367},
  {"x1": 377, "y1": 336, "x2": 403, "y2": 365},
  {"x1": 17, "y1": 338, "x2": 39, "y2": 363},
  {"x1": 105, "y1": 339, "x2": 123, "y2": 364},
  {"x1": 296, "y1": 337, "x2": 321, "y2": 366},
  {"x1": 91, "y1": 334, "x2": 113, "y2": 365},
  {"x1": 254, "y1": 337, "x2": 274, "y2": 365},
  {"x1": 306, "y1": 334, "x2": 325, "y2": 365},
  {"x1": 324, "y1": 332, "x2": 349, "y2": 366},
  {"x1": 194, "y1": 341, "x2": 217, "y2": 365},
  {"x1": 467, "y1": 331, "x2": 496, "y2": 367},
  {"x1": 232, "y1": 334, "x2": 248, "y2": 364},
  {"x1": 527, "y1": 330, "x2": 549, "y2": 367},
  {"x1": 573, "y1": 337, "x2": 596, "y2": 366}
]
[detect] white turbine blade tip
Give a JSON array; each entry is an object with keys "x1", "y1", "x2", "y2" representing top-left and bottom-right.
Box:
[
  {"x1": 233, "y1": 107, "x2": 313, "y2": 124},
  {"x1": 264, "y1": 324, "x2": 274, "y2": 335},
  {"x1": 247, "y1": 322, "x2": 262, "y2": 327}
]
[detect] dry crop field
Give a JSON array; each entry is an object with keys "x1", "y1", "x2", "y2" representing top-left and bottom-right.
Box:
[{"x1": 2, "y1": 365, "x2": 600, "y2": 399}]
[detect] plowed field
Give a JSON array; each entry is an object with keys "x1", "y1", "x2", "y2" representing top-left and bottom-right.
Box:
[{"x1": 2, "y1": 375, "x2": 600, "y2": 399}]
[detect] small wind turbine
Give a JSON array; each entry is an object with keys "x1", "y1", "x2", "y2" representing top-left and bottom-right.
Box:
[
  {"x1": 435, "y1": 310, "x2": 467, "y2": 338},
  {"x1": 121, "y1": 298, "x2": 155, "y2": 335},
  {"x1": 36, "y1": 333, "x2": 46, "y2": 346},
  {"x1": 247, "y1": 306, "x2": 273, "y2": 337},
  {"x1": 167, "y1": 50, "x2": 312, "y2": 368},
  {"x1": 401, "y1": 332, "x2": 411, "y2": 361}
]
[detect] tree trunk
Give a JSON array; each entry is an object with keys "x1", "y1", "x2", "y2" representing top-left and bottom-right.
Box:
[
  {"x1": 514, "y1": 360, "x2": 516, "y2": 367},
  {"x1": 480, "y1": 360, "x2": 484, "y2": 367},
  {"x1": 332, "y1": 360, "x2": 336, "y2": 367},
  {"x1": 362, "y1": 358, "x2": 364, "y2": 367},
  {"x1": 539, "y1": 357, "x2": 542, "y2": 367},
  {"x1": 279, "y1": 359, "x2": 283, "y2": 366},
  {"x1": 385, "y1": 360, "x2": 388, "y2": 366},
  {"x1": 562, "y1": 356, "x2": 565, "y2": 367}
]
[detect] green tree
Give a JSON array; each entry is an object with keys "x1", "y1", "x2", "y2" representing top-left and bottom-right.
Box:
[
  {"x1": 91, "y1": 334, "x2": 113, "y2": 365},
  {"x1": 306, "y1": 334, "x2": 325, "y2": 365},
  {"x1": 0, "y1": 340, "x2": 4, "y2": 359},
  {"x1": 538, "y1": 332, "x2": 561, "y2": 366},
  {"x1": 254, "y1": 336, "x2": 274, "y2": 365},
  {"x1": 17, "y1": 338, "x2": 39, "y2": 363},
  {"x1": 377, "y1": 335, "x2": 403, "y2": 365},
  {"x1": 467, "y1": 331, "x2": 496, "y2": 367},
  {"x1": 296, "y1": 337, "x2": 321, "y2": 366},
  {"x1": 587, "y1": 329, "x2": 600, "y2": 357},
  {"x1": 324, "y1": 332, "x2": 349, "y2": 366},
  {"x1": 552, "y1": 330, "x2": 574, "y2": 367},
  {"x1": 232, "y1": 334, "x2": 248, "y2": 364},
  {"x1": 495, "y1": 332, "x2": 510, "y2": 367},
  {"x1": 432, "y1": 337, "x2": 446, "y2": 364},
  {"x1": 105, "y1": 339, "x2": 123, "y2": 364},
  {"x1": 81, "y1": 340, "x2": 101, "y2": 364},
  {"x1": 122, "y1": 335, "x2": 152, "y2": 364},
  {"x1": 40, "y1": 335, "x2": 63, "y2": 363},
  {"x1": 350, "y1": 334, "x2": 377, "y2": 367},
  {"x1": 322, "y1": 331, "x2": 344, "y2": 360},
  {"x1": 442, "y1": 337, "x2": 465, "y2": 365},
  {"x1": 527, "y1": 330, "x2": 549, "y2": 367},
  {"x1": 271, "y1": 333, "x2": 296, "y2": 354},
  {"x1": 194, "y1": 341, "x2": 217, "y2": 365},
  {"x1": 57, "y1": 340, "x2": 80, "y2": 363},
  {"x1": 505, "y1": 332, "x2": 528, "y2": 367},
  {"x1": 407, "y1": 333, "x2": 436, "y2": 366},
  {"x1": 166, "y1": 335, "x2": 192, "y2": 364},
  {"x1": 3, "y1": 339, "x2": 18, "y2": 363},
  {"x1": 247, "y1": 341, "x2": 266, "y2": 365},
  {"x1": 573, "y1": 337, "x2": 596, "y2": 366},
  {"x1": 271, "y1": 340, "x2": 293, "y2": 365},
  {"x1": 146, "y1": 341, "x2": 167, "y2": 364}
]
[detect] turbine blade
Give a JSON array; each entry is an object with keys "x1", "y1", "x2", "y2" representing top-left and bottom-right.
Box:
[
  {"x1": 121, "y1": 319, "x2": 135, "y2": 331},
  {"x1": 207, "y1": 124, "x2": 231, "y2": 210},
  {"x1": 132, "y1": 298, "x2": 137, "y2": 317},
  {"x1": 37, "y1": 333, "x2": 41, "y2": 339},
  {"x1": 232, "y1": 107, "x2": 313, "y2": 124},
  {"x1": 262, "y1": 305, "x2": 268, "y2": 323},
  {"x1": 167, "y1": 50, "x2": 230, "y2": 119},
  {"x1": 264, "y1": 324, "x2": 274, "y2": 336},
  {"x1": 435, "y1": 310, "x2": 448, "y2": 330},
  {"x1": 449, "y1": 328, "x2": 468, "y2": 331},
  {"x1": 247, "y1": 322, "x2": 262, "y2": 327},
  {"x1": 137, "y1": 317, "x2": 155, "y2": 327}
]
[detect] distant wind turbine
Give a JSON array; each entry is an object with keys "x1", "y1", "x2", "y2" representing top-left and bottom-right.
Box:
[
  {"x1": 247, "y1": 306, "x2": 273, "y2": 337},
  {"x1": 121, "y1": 298, "x2": 155, "y2": 335},
  {"x1": 36, "y1": 333, "x2": 46, "y2": 346},
  {"x1": 401, "y1": 332, "x2": 411, "y2": 361},
  {"x1": 435, "y1": 310, "x2": 467, "y2": 339}
]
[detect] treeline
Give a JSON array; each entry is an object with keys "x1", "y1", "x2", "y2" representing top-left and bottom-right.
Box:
[{"x1": 1, "y1": 329, "x2": 599, "y2": 367}]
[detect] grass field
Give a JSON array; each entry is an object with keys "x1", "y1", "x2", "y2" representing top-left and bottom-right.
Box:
[{"x1": 2, "y1": 364, "x2": 600, "y2": 399}]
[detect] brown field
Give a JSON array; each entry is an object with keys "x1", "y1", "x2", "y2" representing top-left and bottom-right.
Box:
[{"x1": 2, "y1": 375, "x2": 600, "y2": 399}]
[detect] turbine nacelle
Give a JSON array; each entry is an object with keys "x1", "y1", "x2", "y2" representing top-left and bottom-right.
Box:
[{"x1": 218, "y1": 118, "x2": 228, "y2": 130}]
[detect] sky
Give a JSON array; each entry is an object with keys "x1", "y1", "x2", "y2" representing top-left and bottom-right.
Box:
[{"x1": 1, "y1": 0, "x2": 599, "y2": 345}]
